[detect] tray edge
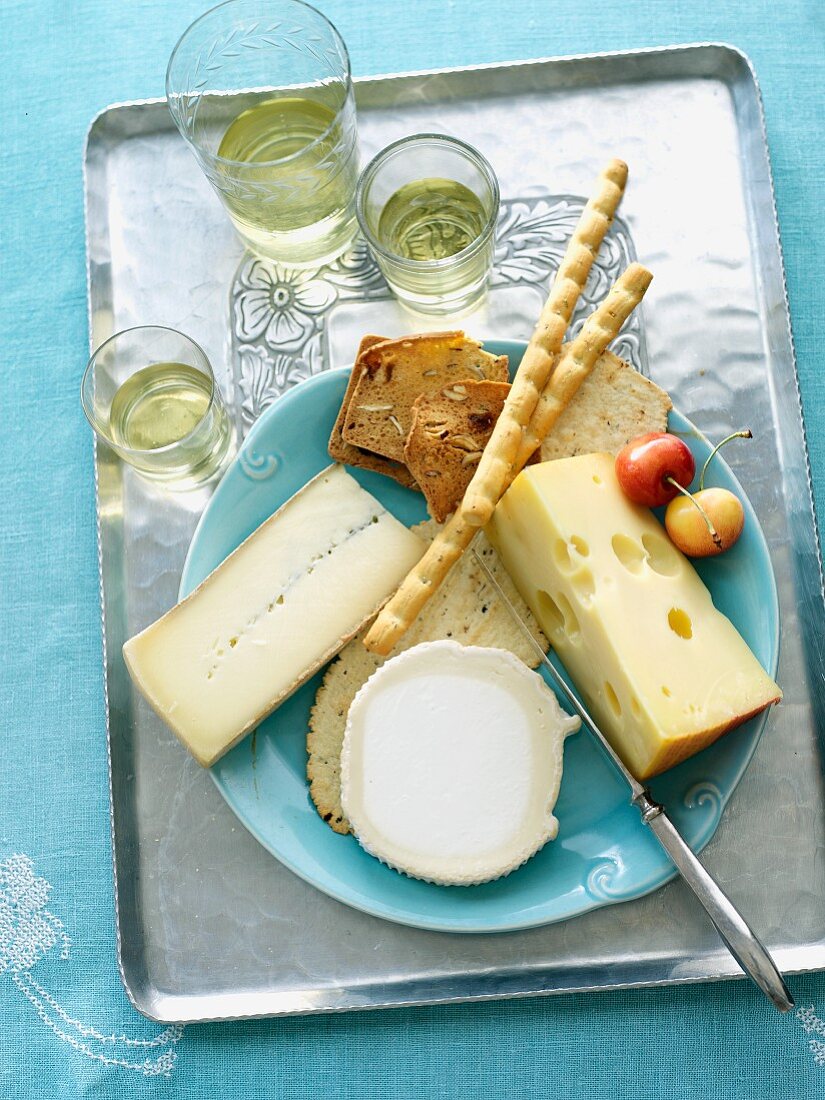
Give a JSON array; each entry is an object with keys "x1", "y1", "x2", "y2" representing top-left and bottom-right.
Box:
[{"x1": 82, "y1": 39, "x2": 825, "y2": 1022}]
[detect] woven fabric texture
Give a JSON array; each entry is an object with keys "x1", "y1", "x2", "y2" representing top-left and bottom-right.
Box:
[{"x1": 1, "y1": 0, "x2": 824, "y2": 1095}]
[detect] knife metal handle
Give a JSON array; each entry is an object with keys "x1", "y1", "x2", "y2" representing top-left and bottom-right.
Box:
[{"x1": 635, "y1": 791, "x2": 793, "y2": 1011}]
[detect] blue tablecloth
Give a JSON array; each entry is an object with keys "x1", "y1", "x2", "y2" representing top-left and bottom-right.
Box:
[{"x1": 2, "y1": 0, "x2": 824, "y2": 1095}]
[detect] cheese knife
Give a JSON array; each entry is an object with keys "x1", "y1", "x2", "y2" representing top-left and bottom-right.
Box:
[{"x1": 473, "y1": 551, "x2": 793, "y2": 1012}]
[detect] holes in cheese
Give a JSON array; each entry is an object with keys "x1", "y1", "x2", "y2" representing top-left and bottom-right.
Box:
[
  {"x1": 488, "y1": 452, "x2": 781, "y2": 780},
  {"x1": 572, "y1": 568, "x2": 595, "y2": 602},
  {"x1": 553, "y1": 539, "x2": 574, "y2": 572},
  {"x1": 642, "y1": 532, "x2": 680, "y2": 576},
  {"x1": 604, "y1": 681, "x2": 622, "y2": 718},
  {"x1": 122, "y1": 465, "x2": 425, "y2": 767},
  {"x1": 611, "y1": 530, "x2": 681, "y2": 580},
  {"x1": 537, "y1": 590, "x2": 565, "y2": 637},
  {"x1": 612, "y1": 532, "x2": 645, "y2": 574},
  {"x1": 537, "y1": 590, "x2": 581, "y2": 642},
  {"x1": 668, "y1": 607, "x2": 693, "y2": 639},
  {"x1": 556, "y1": 593, "x2": 581, "y2": 642},
  {"x1": 555, "y1": 535, "x2": 590, "y2": 573}
]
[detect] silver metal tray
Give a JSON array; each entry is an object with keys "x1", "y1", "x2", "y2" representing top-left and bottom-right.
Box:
[{"x1": 85, "y1": 43, "x2": 825, "y2": 1023}]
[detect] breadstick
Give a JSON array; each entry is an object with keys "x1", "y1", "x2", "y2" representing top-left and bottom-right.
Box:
[
  {"x1": 363, "y1": 509, "x2": 475, "y2": 655},
  {"x1": 460, "y1": 158, "x2": 628, "y2": 528},
  {"x1": 516, "y1": 262, "x2": 653, "y2": 464},
  {"x1": 365, "y1": 174, "x2": 642, "y2": 655},
  {"x1": 363, "y1": 262, "x2": 652, "y2": 657}
]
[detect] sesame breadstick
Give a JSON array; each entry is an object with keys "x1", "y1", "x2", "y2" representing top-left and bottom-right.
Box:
[{"x1": 460, "y1": 159, "x2": 628, "y2": 528}]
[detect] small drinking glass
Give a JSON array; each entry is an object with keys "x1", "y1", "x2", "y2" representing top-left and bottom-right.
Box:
[
  {"x1": 356, "y1": 133, "x2": 500, "y2": 316},
  {"x1": 81, "y1": 327, "x2": 236, "y2": 489},
  {"x1": 166, "y1": 0, "x2": 359, "y2": 267}
]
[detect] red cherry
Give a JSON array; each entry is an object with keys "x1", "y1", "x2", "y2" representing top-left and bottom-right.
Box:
[{"x1": 615, "y1": 432, "x2": 696, "y2": 507}]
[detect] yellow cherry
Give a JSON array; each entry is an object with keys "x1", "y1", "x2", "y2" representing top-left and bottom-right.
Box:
[{"x1": 665, "y1": 487, "x2": 745, "y2": 557}]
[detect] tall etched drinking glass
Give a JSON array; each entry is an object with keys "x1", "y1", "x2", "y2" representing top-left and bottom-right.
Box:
[{"x1": 166, "y1": 0, "x2": 359, "y2": 266}]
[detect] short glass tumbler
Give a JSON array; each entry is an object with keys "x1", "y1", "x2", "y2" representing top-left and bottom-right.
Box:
[
  {"x1": 356, "y1": 134, "x2": 500, "y2": 315},
  {"x1": 81, "y1": 327, "x2": 236, "y2": 489},
  {"x1": 166, "y1": 0, "x2": 359, "y2": 266}
]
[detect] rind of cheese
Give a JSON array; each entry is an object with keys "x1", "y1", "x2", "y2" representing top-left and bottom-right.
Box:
[
  {"x1": 487, "y1": 454, "x2": 781, "y2": 780},
  {"x1": 123, "y1": 465, "x2": 425, "y2": 767},
  {"x1": 340, "y1": 641, "x2": 580, "y2": 885}
]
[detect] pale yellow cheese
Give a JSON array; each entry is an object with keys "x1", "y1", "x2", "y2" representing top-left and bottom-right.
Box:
[
  {"x1": 123, "y1": 465, "x2": 424, "y2": 766},
  {"x1": 487, "y1": 453, "x2": 781, "y2": 779}
]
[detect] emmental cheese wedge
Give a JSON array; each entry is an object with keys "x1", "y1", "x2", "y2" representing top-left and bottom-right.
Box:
[
  {"x1": 487, "y1": 454, "x2": 781, "y2": 779},
  {"x1": 123, "y1": 465, "x2": 424, "y2": 767}
]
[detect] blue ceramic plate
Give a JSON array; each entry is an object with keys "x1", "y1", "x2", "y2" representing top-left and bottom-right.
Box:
[{"x1": 180, "y1": 341, "x2": 779, "y2": 933}]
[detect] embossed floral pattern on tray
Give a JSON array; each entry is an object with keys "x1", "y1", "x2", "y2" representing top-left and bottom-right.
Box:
[{"x1": 230, "y1": 194, "x2": 646, "y2": 436}]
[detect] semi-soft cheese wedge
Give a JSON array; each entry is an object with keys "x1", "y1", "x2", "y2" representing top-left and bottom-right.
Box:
[
  {"x1": 487, "y1": 454, "x2": 781, "y2": 779},
  {"x1": 123, "y1": 465, "x2": 424, "y2": 767},
  {"x1": 340, "y1": 641, "x2": 580, "y2": 885}
]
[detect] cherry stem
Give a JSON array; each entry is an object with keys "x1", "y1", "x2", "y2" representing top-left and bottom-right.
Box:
[
  {"x1": 665, "y1": 477, "x2": 723, "y2": 550},
  {"x1": 698, "y1": 429, "x2": 753, "y2": 492}
]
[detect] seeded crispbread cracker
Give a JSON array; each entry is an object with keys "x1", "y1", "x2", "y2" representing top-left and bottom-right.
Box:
[
  {"x1": 404, "y1": 380, "x2": 510, "y2": 523},
  {"x1": 307, "y1": 523, "x2": 548, "y2": 833},
  {"x1": 539, "y1": 350, "x2": 671, "y2": 461},
  {"x1": 341, "y1": 332, "x2": 508, "y2": 465},
  {"x1": 328, "y1": 334, "x2": 420, "y2": 490}
]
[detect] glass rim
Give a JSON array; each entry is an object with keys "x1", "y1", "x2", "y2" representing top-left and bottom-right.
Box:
[
  {"x1": 80, "y1": 325, "x2": 219, "y2": 458},
  {"x1": 165, "y1": 0, "x2": 353, "y2": 171},
  {"x1": 355, "y1": 132, "x2": 501, "y2": 270}
]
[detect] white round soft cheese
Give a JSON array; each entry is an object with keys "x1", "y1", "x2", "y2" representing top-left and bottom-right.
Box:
[{"x1": 340, "y1": 640, "x2": 580, "y2": 886}]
